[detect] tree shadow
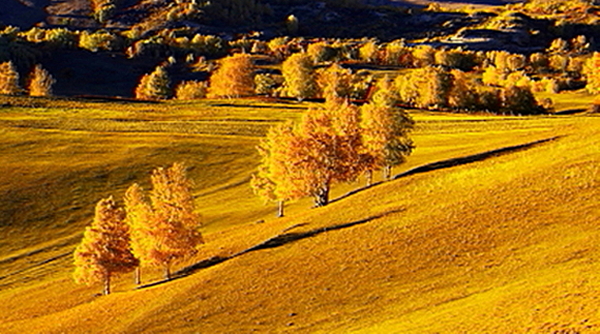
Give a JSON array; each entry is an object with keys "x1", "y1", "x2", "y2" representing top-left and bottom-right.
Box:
[
  {"x1": 137, "y1": 208, "x2": 404, "y2": 288},
  {"x1": 331, "y1": 136, "x2": 560, "y2": 205},
  {"x1": 393, "y1": 136, "x2": 560, "y2": 179}
]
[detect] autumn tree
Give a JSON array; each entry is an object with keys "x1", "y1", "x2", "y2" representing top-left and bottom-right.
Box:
[
  {"x1": 73, "y1": 197, "x2": 139, "y2": 295},
  {"x1": 448, "y1": 70, "x2": 477, "y2": 111},
  {"x1": 500, "y1": 85, "x2": 544, "y2": 115},
  {"x1": 254, "y1": 98, "x2": 364, "y2": 208},
  {"x1": 28, "y1": 64, "x2": 55, "y2": 97},
  {"x1": 123, "y1": 183, "x2": 154, "y2": 284},
  {"x1": 316, "y1": 63, "x2": 353, "y2": 99},
  {"x1": 281, "y1": 53, "x2": 317, "y2": 101},
  {"x1": 360, "y1": 80, "x2": 414, "y2": 184},
  {"x1": 294, "y1": 99, "x2": 364, "y2": 206},
  {"x1": 207, "y1": 53, "x2": 255, "y2": 98},
  {"x1": 135, "y1": 65, "x2": 171, "y2": 100},
  {"x1": 140, "y1": 163, "x2": 203, "y2": 280},
  {"x1": 0, "y1": 61, "x2": 21, "y2": 95},
  {"x1": 251, "y1": 122, "x2": 299, "y2": 217},
  {"x1": 359, "y1": 40, "x2": 379, "y2": 64},
  {"x1": 175, "y1": 80, "x2": 207, "y2": 100},
  {"x1": 584, "y1": 52, "x2": 600, "y2": 94}
]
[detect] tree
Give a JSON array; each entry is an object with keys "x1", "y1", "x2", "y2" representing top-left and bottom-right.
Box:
[
  {"x1": 316, "y1": 63, "x2": 353, "y2": 100},
  {"x1": 584, "y1": 52, "x2": 600, "y2": 94},
  {"x1": 281, "y1": 53, "x2": 317, "y2": 101},
  {"x1": 500, "y1": 85, "x2": 544, "y2": 115},
  {"x1": 28, "y1": 64, "x2": 55, "y2": 97},
  {"x1": 0, "y1": 61, "x2": 21, "y2": 95},
  {"x1": 73, "y1": 197, "x2": 138, "y2": 295},
  {"x1": 123, "y1": 183, "x2": 154, "y2": 285},
  {"x1": 175, "y1": 80, "x2": 207, "y2": 100},
  {"x1": 251, "y1": 122, "x2": 299, "y2": 217},
  {"x1": 148, "y1": 163, "x2": 203, "y2": 280},
  {"x1": 448, "y1": 69, "x2": 477, "y2": 111},
  {"x1": 359, "y1": 40, "x2": 379, "y2": 64},
  {"x1": 360, "y1": 78, "x2": 414, "y2": 184},
  {"x1": 290, "y1": 99, "x2": 364, "y2": 206},
  {"x1": 135, "y1": 65, "x2": 171, "y2": 100},
  {"x1": 253, "y1": 98, "x2": 364, "y2": 208},
  {"x1": 207, "y1": 53, "x2": 255, "y2": 98},
  {"x1": 396, "y1": 66, "x2": 452, "y2": 109}
]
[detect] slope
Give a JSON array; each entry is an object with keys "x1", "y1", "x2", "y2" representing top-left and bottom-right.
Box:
[{"x1": 0, "y1": 95, "x2": 597, "y2": 332}]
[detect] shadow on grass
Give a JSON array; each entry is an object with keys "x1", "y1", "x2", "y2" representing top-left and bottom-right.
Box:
[
  {"x1": 554, "y1": 109, "x2": 586, "y2": 115},
  {"x1": 212, "y1": 103, "x2": 306, "y2": 110},
  {"x1": 331, "y1": 136, "x2": 560, "y2": 205},
  {"x1": 139, "y1": 208, "x2": 404, "y2": 289}
]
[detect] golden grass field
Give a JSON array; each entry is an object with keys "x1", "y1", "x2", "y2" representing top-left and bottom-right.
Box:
[{"x1": 0, "y1": 92, "x2": 597, "y2": 333}]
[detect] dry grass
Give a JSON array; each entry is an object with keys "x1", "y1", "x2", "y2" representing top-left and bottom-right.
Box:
[{"x1": 0, "y1": 94, "x2": 597, "y2": 333}]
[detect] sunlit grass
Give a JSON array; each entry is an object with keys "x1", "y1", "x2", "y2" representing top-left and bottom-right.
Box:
[{"x1": 0, "y1": 94, "x2": 597, "y2": 333}]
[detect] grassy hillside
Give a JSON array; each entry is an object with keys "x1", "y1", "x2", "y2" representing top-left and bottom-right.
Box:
[{"x1": 0, "y1": 94, "x2": 597, "y2": 333}]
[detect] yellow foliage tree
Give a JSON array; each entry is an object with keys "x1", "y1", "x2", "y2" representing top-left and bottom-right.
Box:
[
  {"x1": 73, "y1": 196, "x2": 138, "y2": 295},
  {"x1": 251, "y1": 121, "x2": 299, "y2": 217},
  {"x1": 360, "y1": 78, "x2": 414, "y2": 184},
  {"x1": 124, "y1": 163, "x2": 203, "y2": 282},
  {"x1": 135, "y1": 65, "x2": 171, "y2": 100},
  {"x1": 281, "y1": 53, "x2": 317, "y2": 101},
  {"x1": 123, "y1": 183, "x2": 154, "y2": 284},
  {"x1": 359, "y1": 40, "x2": 379, "y2": 64},
  {"x1": 584, "y1": 52, "x2": 600, "y2": 94},
  {"x1": 0, "y1": 61, "x2": 21, "y2": 95},
  {"x1": 316, "y1": 63, "x2": 353, "y2": 100},
  {"x1": 175, "y1": 80, "x2": 207, "y2": 100},
  {"x1": 28, "y1": 64, "x2": 55, "y2": 97},
  {"x1": 448, "y1": 70, "x2": 478, "y2": 111},
  {"x1": 207, "y1": 53, "x2": 255, "y2": 98}
]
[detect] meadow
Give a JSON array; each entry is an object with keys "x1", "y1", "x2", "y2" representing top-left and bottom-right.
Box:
[{"x1": 0, "y1": 92, "x2": 597, "y2": 333}]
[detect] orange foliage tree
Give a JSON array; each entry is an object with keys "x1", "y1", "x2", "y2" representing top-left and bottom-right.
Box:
[
  {"x1": 207, "y1": 53, "x2": 255, "y2": 98},
  {"x1": 73, "y1": 197, "x2": 138, "y2": 295},
  {"x1": 125, "y1": 163, "x2": 203, "y2": 281},
  {"x1": 253, "y1": 98, "x2": 364, "y2": 208}
]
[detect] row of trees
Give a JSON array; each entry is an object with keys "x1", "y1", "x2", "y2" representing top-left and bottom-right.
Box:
[
  {"x1": 74, "y1": 163, "x2": 203, "y2": 295},
  {"x1": 0, "y1": 61, "x2": 55, "y2": 97},
  {"x1": 251, "y1": 81, "x2": 414, "y2": 216},
  {"x1": 134, "y1": 51, "x2": 549, "y2": 115}
]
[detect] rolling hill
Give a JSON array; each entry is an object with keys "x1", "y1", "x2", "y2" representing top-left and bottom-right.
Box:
[{"x1": 0, "y1": 94, "x2": 597, "y2": 332}]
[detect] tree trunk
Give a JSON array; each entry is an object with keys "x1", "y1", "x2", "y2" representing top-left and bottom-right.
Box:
[
  {"x1": 383, "y1": 165, "x2": 392, "y2": 180},
  {"x1": 313, "y1": 185, "x2": 330, "y2": 207},
  {"x1": 164, "y1": 264, "x2": 171, "y2": 281},
  {"x1": 365, "y1": 170, "x2": 373, "y2": 187},
  {"x1": 103, "y1": 273, "x2": 111, "y2": 295},
  {"x1": 134, "y1": 267, "x2": 141, "y2": 285},
  {"x1": 277, "y1": 200, "x2": 284, "y2": 218}
]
